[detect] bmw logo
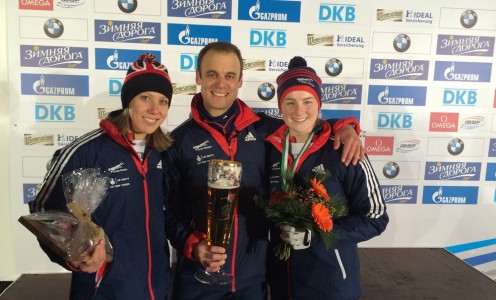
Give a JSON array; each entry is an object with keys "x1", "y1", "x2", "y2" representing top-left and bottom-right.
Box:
[
  {"x1": 325, "y1": 58, "x2": 343, "y2": 77},
  {"x1": 43, "y1": 18, "x2": 64, "y2": 39},
  {"x1": 460, "y1": 9, "x2": 477, "y2": 29},
  {"x1": 393, "y1": 33, "x2": 410, "y2": 52},
  {"x1": 118, "y1": 0, "x2": 138, "y2": 13},
  {"x1": 447, "y1": 138, "x2": 464, "y2": 156},
  {"x1": 383, "y1": 161, "x2": 400, "y2": 179},
  {"x1": 257, "y1": 83, "x2": 275, "y2": 101}
]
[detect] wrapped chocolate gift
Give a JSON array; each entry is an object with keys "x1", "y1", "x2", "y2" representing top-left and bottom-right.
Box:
[{"x1": 19, "y1": 168, "x2": 113, "y2": 262}]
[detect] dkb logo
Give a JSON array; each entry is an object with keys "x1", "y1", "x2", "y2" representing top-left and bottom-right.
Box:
[
  {"x1": 250, "y1": 29, "x2": 287, "y2": 48},
  {"x1": 180, "y1": 54, "x2": 198, "y2": 72},
  {"x1": 443, "y1": 89, "x2": 477, "y2": 106},
  {"x1": 35, "y1": 103, "x2": 76, "y2": 122},
  {"x1": 378, "y1": 112, "x2": 413, "y2": 130},
  {"x1": 109, "y1": 79, "x2": 123, "y2": 96},
  {"x1": 319, "y1": 4, "x2": 356, "y2": 23}
]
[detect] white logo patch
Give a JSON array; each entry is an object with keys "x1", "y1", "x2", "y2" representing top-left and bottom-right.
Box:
[
  {"x1": 193, "y1": 140, "x2": 212, "y2": 151},
  {"x1": 245, "y1": 132, "x2": 257, "y2": 142}
]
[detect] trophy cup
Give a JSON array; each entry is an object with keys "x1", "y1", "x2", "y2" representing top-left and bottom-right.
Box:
[{"x1": 195, "y1": 159, "x2": 242, "y2": 285}]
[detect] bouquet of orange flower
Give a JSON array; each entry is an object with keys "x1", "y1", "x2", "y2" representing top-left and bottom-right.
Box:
[{"x1": 264, "y1": 170, "x2": 348, "y2": 260}]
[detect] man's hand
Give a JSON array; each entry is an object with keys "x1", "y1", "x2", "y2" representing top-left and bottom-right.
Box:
[
  {"x1": 69, "y1": 239, "x2": 107, "y2": 273},
  {"x1": 194, "y1": 240, "x2": 227, "y2": 272},
  {"x1": 334, "y1": 124, "x2": 364, "y2": 166},
  {"x1": 280, "y1": 225, "x2": 311, "y2": 250}
]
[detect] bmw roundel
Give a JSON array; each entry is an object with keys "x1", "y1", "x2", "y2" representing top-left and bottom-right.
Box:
[
  {"x1": 258, "y1": 82, "x2": 275, "y2": 101},
  {"x1": 460, "y1": 9, "x2": 477, "y2": 29},
  {"x1": 393, "y1": 33, "x2": 410, "y2": 53},
  {"x1": 383, "y1": 161, "x2": 400, "y2": 179},
  {"x1": 325, "y1": 58, "x2": 343, "y2": 77},
  {"x1": 118, "y1": 0, "x2": 138, "y2": 13},
  {"x1": 44, "y1": 18, "x2": 64, "y2": 39},
  {"x1": 447, "y1": 138, "x2": 464, "y2": 156}
]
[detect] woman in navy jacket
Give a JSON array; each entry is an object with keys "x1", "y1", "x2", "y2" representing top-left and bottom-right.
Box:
[
  {"x1": 265, "y1": 56, "x2": 389, "y2": 300},
  {"x1": 28, "y1": 54, "x2": 174, "y2": 300}
]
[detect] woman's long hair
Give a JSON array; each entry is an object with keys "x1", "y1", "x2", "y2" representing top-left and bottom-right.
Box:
[{"x1": 107, "y1": 108, "x2": 173, "y2": 152}]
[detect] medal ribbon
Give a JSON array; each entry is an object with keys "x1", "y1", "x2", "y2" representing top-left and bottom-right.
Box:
[{"x1": 281, "y1": 128, "x2": 314, "y2": 191}]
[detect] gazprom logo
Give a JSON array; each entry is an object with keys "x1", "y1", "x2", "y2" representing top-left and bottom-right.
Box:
[
  {"x1": 180, "y1": 53, "x2": 198, "y2": 72},
  {"x1": 434, "y1": 61, "x2": 491, "y2": 83},
  {"x1": 239, "y1": 0, "x2": 300, "y2": 23},
  {"x1": 168, "y1": 24, "x2": 230, "y2": 46},
  {"x1": 423, "y1": 186, "x2": 478, "y2": 205},
  {"x1": 95, "y1": 48, "x2": 160, "y2": 70},
  {"x1": 250, "y1": 29, "x2": 287, "y2": 48},
  {"x1": 319, "y1": 4, "x2": 356, "y2": 23},
  {"x1": 368, "y1": 85, "x2": 426, "y2": 106},
  {"x1": 21, "y1": 74, "x2": 88, "y2": 96}
]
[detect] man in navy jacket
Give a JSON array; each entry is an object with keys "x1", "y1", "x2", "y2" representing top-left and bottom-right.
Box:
[{"x1": 164, "y1": 42, "x2": 363, "y2": 300}]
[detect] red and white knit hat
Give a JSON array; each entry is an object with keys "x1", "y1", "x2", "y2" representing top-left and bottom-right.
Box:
[
  {"x1": 120, "y1": 53, "x2": 173, "y2": 108},
  {"x1": 276, "y1": 56, "x2": 322, "y2": 109}
]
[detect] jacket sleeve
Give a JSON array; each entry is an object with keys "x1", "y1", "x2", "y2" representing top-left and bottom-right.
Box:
[
  {"x1": 332, "y1": 154, "x2": 389, "y2": 245},
  {"x1": 28, "y1": 149, "x2": 85, "y2": 269},
  {"x1": 326, "y1": 118, "x2": 361, "y2": 136},
  {"x1": 162, "y1": 142, "x2": 197, "y2": 256}
]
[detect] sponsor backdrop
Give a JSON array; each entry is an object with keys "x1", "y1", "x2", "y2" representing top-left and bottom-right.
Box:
[{"x1": 6, "y1": 0, "x2": 496, "y2": 278}]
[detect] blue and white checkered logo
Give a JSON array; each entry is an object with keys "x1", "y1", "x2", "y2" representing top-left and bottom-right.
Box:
[
  {"x1": 447, "y1": 138, "x2": 464, "y2": 155},
  {"x1": 118, "y1": 0, "x2": 138, "y2": 13},
  {"x1": 393, "y1": 33, "x2": 410, "y2": 52},
  {"x1": 258, "y1": 82, "x2": 275, "y2": 101},
  {"x1": 460, "y1": 9, "x2": 477, "y2": 28},
  {"x1": 325, "y1": 58, "x2": 343, "y2": 77},
  {"x1": 383, "y1": 161, "x2": 400, "y2": 179},
  {"x1": 43, "y1": 18, "x2": 64, "y2": 39}
]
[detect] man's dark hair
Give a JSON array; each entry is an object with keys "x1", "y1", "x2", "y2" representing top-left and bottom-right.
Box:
[{"x1": 197, "y1": 41, "x2": 243, "y2": 78}]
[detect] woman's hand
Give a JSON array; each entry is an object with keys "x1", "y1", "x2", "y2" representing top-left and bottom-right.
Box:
[{"x1": 69, "y1": 239, "x2": 107, "y2": 273}]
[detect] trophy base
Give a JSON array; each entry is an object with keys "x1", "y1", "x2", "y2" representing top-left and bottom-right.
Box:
[{"x1": 194, "y1": 270, "x2": 232, "y2": 285}]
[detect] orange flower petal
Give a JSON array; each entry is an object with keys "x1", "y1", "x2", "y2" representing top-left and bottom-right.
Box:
[
  {"x1": 310, "y1": 178, "x2": 331, "y2": 202},
  {"x1": 311, "y1": 203, "x2": 333, "y2": 232}
]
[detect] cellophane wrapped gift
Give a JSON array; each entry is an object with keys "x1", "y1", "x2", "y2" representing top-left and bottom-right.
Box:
[{"x1": 19, "y1": 168, "x2": 114, "y2": 262}]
